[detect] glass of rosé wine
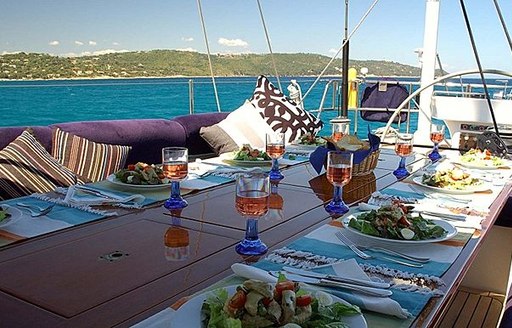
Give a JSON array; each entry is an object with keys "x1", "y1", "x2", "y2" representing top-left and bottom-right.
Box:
[
  {"x1": 162, "y1": 147, "x2": 189, "y2": 210},
  {"x1": 428, "y1": 124, "x2": 445, "y2": 162},
  {"x1": 234, "y1": 172, "x2": 270, "y2": 256},
  {"x1": 266, "y1": 133, "x2": 285, "y2": 181},
  {"x1": 393, "y1": 133, "x2": 414, "y2": 179},
  {"x1": 332, "y1": 121, "x2": 350, "y2": 142},
  {"x1": 324, "y1": 151, "x2": 353, "y2": 216}
]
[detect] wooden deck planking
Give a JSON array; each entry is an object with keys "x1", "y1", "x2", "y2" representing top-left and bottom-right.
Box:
[{"x1": 437, "y1": 287, "x2": 505, "y2": 328}]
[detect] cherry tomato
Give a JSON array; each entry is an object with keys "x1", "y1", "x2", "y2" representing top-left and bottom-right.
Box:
[
  {"x1": 274, "y1": 281, "x2": 296, "y2": 299},
  {"x1": 398, "y1": 215, "x2": 411, "y2": 227},
  {"x1": 127, "y1": 164, "x2": 136, "y2": 171},
  {"x1": 250, "y1": 149, "x2": 261, "y2": 158},
  {"x1": 296, "y1": 294, "x2": 312, "y2": 307},
  {"x1": 228, "y1": 289, "x2": 247, "y2": 309},
  {"x1": 262, "y1": 297, "x2": 273, "y2": 307}
]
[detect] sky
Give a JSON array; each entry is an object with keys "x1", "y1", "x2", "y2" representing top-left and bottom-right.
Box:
[{"x1": 1, "y1": 0, "x2": 511, "y2": 73}]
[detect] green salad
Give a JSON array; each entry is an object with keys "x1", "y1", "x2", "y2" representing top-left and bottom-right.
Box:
[
  {"x1": 348, "y1": 202, "x2": 447, "y2": 241},
  {"x1": 114, "y1": 162, "x2": 167, "y2": 185},
  {"x1": 297, "y1": 133, "x2": 326, "y2": 146},
  {"x1": 233, "y1": 145, "x2": 271, "y2": 161},
  {"x1": 0, "y1": 206, "x2": 11, "y2": 223},
  {"x1": 421, "y1": 168, "x2": 481, "y2": 190},
  {"x1": 201, "y1": 277, "x2": 360, "y2": 328},
  {"x1": 460, "y1": 148, "x2": 504, "y2": 167}
]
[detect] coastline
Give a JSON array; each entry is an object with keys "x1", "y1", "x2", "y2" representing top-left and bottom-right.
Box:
[{"x1": 0, "y1": 74, "x2": 421, "y2": 83}]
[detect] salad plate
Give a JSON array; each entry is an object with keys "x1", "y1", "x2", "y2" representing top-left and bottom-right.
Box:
[
  {"x1": 172, "y1": 285, "x2": 367, "y2": 328},
  {"x1": 0, "y1": 205, "x2": 23, "y2": 229},
  {"x1": 452, "y1": 160, "x2": 509, "y2": 170},
  {"x1": 106, "y1": 174, "x2": 171, "y2": 190},
  {"x1": 222, "y1": 158, "x2": 272, "y2": 167},
  {"x1": 342, "y1": 213, "x2": 457, "y2": 245},
  {"x1": 412, "y1": 176, "x2": 489, "y2": 195},
  {"x1": 455, "y1": 149, "x2": 508, "y2": 170}
]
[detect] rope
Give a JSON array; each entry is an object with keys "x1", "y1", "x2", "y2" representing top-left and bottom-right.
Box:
[
  {"x1": 300, "y1": 0, "x2": 380, "y2": 105},
  {"x1": 196, "y1": 0, "x2": 221, "y2": 112},
  {"x1": 459, "y1": 0, "x2": 499, "y2": 137},
  {"x1": 256, "y1": 0, "x2": 282, "y2": 91},
  {"x1": 492, "y1": 0, "x2": 512, "y2": 53}
]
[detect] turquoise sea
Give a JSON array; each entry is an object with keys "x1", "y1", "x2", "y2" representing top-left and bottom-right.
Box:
[{"x1": 1, "y1": 76, "x2": 510, "y2": 138}]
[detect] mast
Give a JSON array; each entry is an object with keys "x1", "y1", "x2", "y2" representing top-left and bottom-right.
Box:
[
  {"x1": 415, "y1": 0, "x2": 440, "y2": 145},
  {"x1": 341, "y1": 0, "x2": 349, "y2": 118}
]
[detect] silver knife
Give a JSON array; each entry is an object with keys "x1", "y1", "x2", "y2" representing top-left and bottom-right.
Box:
[
  {"x1": 271, "y1": 272, "x2": 392, "y2": 297},
  {"x1": 75, "y1": 186, "x2": 120, "y2": 199},
  {"x1": 282, "y1": 266, "x2": 390, "y2": 289}
]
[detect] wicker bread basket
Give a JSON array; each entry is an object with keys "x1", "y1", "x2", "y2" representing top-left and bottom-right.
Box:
[
  {"x1": 352, "y1": 149, "x2": 380, "y2": 176},
  {"x1": 343, "y1": 172, "x2": 377, "y2": 204}
]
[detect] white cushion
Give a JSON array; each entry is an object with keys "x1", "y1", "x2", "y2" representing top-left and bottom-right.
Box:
[{"x1": 217, "y1": 100, "x2": 276, "y2": 149}]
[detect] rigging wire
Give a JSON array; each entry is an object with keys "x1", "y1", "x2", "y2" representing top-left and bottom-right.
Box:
[
  {"x1": 196, "y1": 0, "x2": 221, "y2": 112},
  {"x1": 256, "y1": 0, "x2": 282, "y2": 92},
  {"x1": 300, "y1": 0, "x2": 380, "y2": 105},
  {"x1": 492, "y1": 0, "x2": 512, "y2": 53},
  {"x1": 459, "y1": 0, "x2": 500, "y2": 137}
]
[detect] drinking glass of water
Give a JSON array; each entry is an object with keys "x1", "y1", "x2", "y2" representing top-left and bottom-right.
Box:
[
  {"x1": 393, "y1": 133, "x2": 414, "y2": 179},
  {"x1": 266, "y1": 133, "x2": 285, "y2": 181},
  {"x1": 324, "y1": 151, "x2": 353, "y2": 216},
  {"x1": 234, "y1": 172, "x2": 270, "y2": 256},
  {"x1": 162, "y1": 147, "x2": 188, "y2": 210}
]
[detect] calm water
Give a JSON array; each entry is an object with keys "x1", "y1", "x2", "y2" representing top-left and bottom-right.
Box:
[{"x1": 0, "y1": 76, "x2": 509, "y2": 138}]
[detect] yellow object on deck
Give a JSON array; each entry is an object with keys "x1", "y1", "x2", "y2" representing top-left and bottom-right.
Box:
[{"x1": 348, "y1": 67, "x2": 358, "y2": 108}]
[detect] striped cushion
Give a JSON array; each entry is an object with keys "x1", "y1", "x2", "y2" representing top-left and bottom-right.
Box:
[
  {"x1": 0, "y1": 130, "x2": 84, "y2": 200},
  {"x1": 52, "y1": 128, "x2": 131, "y2": 182}
]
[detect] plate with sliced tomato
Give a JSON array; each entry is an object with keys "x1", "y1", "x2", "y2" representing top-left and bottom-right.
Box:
[{"x1": 171, "y1": 284, "x2": 366, "y2": 328}]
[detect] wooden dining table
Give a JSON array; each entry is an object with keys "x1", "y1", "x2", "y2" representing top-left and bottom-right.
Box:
[{"x1": 0, "y1": 147, "x2": 510, "y2": 327}]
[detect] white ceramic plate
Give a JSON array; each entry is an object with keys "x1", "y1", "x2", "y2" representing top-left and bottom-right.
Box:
[
  {"x1": 106, "y1": 174, "x2": 172, "y2": 190},
  {"x1": 412, "y1": 176, "x2": 489, "y2": 195},
  {"x1": 342, "y1": 214, "x2": 457, "y2": 245},
  {"x1": 0, "y1": 205, "x2": 23, "y2": 228},
  {"x1": 222, "y1": 159, "x2": 272, "y2": 167},
  {"x1": 172, "y1": 285, "x2": 367, "y2": 328},
  {"x1": 453, "y1": 160, "x2": 509, "y2": 170}
]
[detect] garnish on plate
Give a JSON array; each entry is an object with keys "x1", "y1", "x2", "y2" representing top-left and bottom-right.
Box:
[
  {"x1": 114, "y1": 162, "x2": 167, "y2": 185},
  {"x1": 0, "y1": 206, "x2": 11, "y2": 223},
  {"x1": 233, "y1": 144, "x2": 271, "y2": 161},
  {"x1": 460, "y1": 148, "x2": 504, "y2": 167},
  {"x1": 297, "y1": 133, "x2": 325, "y2": 146},
  {"x1": 201, "y1": 277, "x2": 360, "y2": 327},
  {"x1": 421, "y1": 168, "x2": 481, "y2": 190},
  {"x1": 348, "y1": 201, "x2": 448, "y2": 241}
]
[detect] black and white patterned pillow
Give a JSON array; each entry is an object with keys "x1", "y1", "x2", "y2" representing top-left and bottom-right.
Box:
[{"x1": 249, "y1": 75, "x2": 323, "y2": 143}]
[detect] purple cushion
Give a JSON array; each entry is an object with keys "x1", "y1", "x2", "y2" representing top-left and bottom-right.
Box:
[
  {"x1": 173, "y1": 112, "x2": 229, "y2": 155},
  {"x1": 0, "y1": 126, "x2": 52, "y2": 152},
  {"x1": 50, "y1": 119, "x2": 187, "y2": 165}
]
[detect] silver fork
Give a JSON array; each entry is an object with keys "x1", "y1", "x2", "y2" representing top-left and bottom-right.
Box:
[
  {"x1": 16, "y1": 202, "x2": 55, "y2": 217},
  {"x1": 334, "y1": 231, "x2": 424, "y2": 268}
]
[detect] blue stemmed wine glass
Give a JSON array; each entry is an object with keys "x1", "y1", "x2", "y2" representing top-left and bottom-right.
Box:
[
  {"x1": 325, "y1": 151, "x2": 353, "y2": 216},
  {"x1": 266, "y1": 133, "x2": 285, "y2": 181},
  {"x1": 234, "y1": 172, "x2": 270, "y2": 256},
  {"x1": 428, "y1": 124, "x2": 445, "y2": 162},
  {"x1": 393, "y1": 133, "x2": 414, "y2": 179},
  {"x1": 162, "y1": 147, "x2": 188, "y2": 210}
]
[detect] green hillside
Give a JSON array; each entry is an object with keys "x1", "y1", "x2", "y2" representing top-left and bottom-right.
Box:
[{"x1": 0, "y1": 50, "x2": 440, "y2": 80}]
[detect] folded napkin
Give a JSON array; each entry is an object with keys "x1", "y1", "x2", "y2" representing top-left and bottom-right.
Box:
[
  {"x1": 316, "y1": 259, "x2": 411, "y2": 319},
  {"x1": 310, "y1": 131, "x2": 380, "y2": 174},
  {"x1": 1, "y1": 213, "x2": 72, "y2": 238},
  {"x1": 64, "y1": 185, "x2": 146, "y2": 208}
]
